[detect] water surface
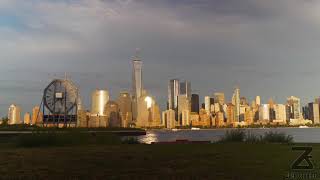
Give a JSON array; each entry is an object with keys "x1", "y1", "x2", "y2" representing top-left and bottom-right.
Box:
[{"x1": 138, "y1": 128, "x2": 320, "y2": 144}]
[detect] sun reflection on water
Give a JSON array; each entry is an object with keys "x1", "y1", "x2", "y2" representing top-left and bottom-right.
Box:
[{"x1": 138, "y1": 131, "x2": 158, "y2": 144}]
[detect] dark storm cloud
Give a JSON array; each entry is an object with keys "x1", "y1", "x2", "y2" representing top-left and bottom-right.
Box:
[{"x1": 1, "y1": 0, "x2": 320, "y2": 116}]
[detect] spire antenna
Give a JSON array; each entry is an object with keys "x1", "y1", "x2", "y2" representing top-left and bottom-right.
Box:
[{"x1": 133, "y1": 48, "x2": 141, "y2": 61}]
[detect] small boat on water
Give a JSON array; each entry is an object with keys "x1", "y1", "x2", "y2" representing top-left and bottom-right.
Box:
[
  {"x1": 299, "y1": 125, "x2": 309, "y2": 128},
  {"x1": 191, "y1": 127, "x2": 200, "y2": 130},
  {"x1": 172, "y1": 128, "x2": 179, "y2": 132}
]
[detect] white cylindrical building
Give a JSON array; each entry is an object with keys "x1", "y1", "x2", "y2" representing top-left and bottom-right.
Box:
[
  {"x1": 8, "y1": 104, "x2": 21, "y2": 124},
  {"x1": 91, "y1": 90, "x2": 109, "y2": 116}
]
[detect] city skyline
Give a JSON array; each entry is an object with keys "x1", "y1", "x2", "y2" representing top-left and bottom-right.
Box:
[{"x1": 2, "y1": 0, "x2": 320, "y2": 116}]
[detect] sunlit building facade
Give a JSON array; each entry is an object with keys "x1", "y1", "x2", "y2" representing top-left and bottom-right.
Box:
[
  {"x1": 91, "y1": 89, "x2": 109, "y2": 116},
  {"x1": 287, "y1": 96, "x2": 301, "y2": 120},
  {"x1": 8, "y1": 104, "x2": 21, "y2": 125},
  {"x1": 24, "y1": 112, "x2": 31, "y2": 124}
]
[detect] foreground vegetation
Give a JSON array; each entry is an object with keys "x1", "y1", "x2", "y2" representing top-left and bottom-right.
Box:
[
  {"x1": 0, "y1": 126, "x2": 311, "y2": 179},
  {"x1": 0, "y1": 143, "x2": 318, "y2": 179},
  {"x1": 220, "y1": 129, "x2": 294, "y2": 143}
]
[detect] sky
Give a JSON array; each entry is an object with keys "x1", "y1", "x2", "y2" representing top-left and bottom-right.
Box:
[{"x1": 1, "y1": 0, "x2": 320, "y2": 116}]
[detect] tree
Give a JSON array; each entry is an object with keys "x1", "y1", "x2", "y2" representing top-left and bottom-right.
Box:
[{"x1": 1, "y1": 116, "x2": 9, "y2": 126}]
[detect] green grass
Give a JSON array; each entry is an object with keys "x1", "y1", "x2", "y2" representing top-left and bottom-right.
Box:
[
  {"x1": 15, "y1": 131, "x2": 123, "y2": 147},
  {"x1": 0, "y1": 143, "x2": 316, "y2": 179}
]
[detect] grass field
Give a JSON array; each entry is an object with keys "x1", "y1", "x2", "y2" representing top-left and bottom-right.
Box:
[{"x1": 0, "y1": 143, "x2": 317, "y2": 179}]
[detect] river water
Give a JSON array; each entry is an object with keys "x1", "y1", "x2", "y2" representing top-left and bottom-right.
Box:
[{"x1": 138, "y1": 128, "x2": 320, "y2": 144}]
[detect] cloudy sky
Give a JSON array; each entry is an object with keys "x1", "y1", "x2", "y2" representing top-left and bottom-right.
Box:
[{"x1": 1, "y1": 0, "x2": 320, "y2": 116}]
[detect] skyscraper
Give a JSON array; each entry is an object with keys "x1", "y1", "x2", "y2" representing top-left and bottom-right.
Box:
[
  {"x1": 178, "y1": 95, "x2": 191, "y2": 125},
  {"x1": 259, "y1": 104, "x2": 270, "y2": 121},
  {"x1": 32, "y1": 106, "x2": 43, "y2": 125},
  {"x1": 232, "y1": 87, "x2": 240, "y2": 122},
  {"x1": 117, "y1": 91, "x2": 132, "y2": 127},
  {"x1": 168, "y1": 79, "x2": 192, "y2": 110},
  {"x1": 214, "y1": 92, "x2": 225, "y2": 105},
  {"x1": 104, "y1": 101, "x2": 120, "y2": 127},
  {"x1": 287, "y1": 96, "x2": 301, "y2": 119},
  {"x1": 274, "y1": 104, "x2": 286, "y2": 122},
  {"x1": 8, "y1": 104, "x2": 21, "y2": 125},
  {"x1": 240, "y1": 97, "x2": 248, "y2": 106},
  {"x1": 255, "y1": 96, "x2": 261, "y2": 106},
  {"x1": 91, "y1": 89, "x2": 109, "y2": 116},
  {"x1": 308, "y1": 102, "x2": 320, "y2": 124},
  {"x1": 204, "y1": 96, "x2": 211, "y2": 115},
  {"x1": 179, "y1": 80, "x2": 191, "y2": 99},
  {"x1": 191, "y1": 94, "x2": 199, "y2": 113},
  {"x1": 24, "y1": 112, "x2": 31, "y2": 124},
  {"x1": 168, "y1": 79, "x2": 180, "y2": 110},
  {"x1": 132, "y1": 54, "x2": 143, "y2": 99}
]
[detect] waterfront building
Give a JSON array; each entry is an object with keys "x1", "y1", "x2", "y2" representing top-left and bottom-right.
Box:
[
  {"x1": 178, "y1": 95, "x2": 191, "y2": 126},
  {"x1": 285, "y1": 104, "x2": 291, "y2": 122},
  {"x1": 132, "y1": 53, "x2": 143, "y2": 99},
  {"x1": 244, "y1": 109, "x2": 254, "y2": 125},
  {"x1": 226, "y1": 103, "x2": 235, "y2": 125},
  {"x1": 268, "y1": 98, "x2": 276, "y2": 121},
  {"x1": 117, "y1": 91, "x2": 133, "y2": 127},
  {"x1": 32, "y1": 106, "x2": 43, "y2": 125},
  {"x1": 213, "y1": 103, "x2": 221, "y2": 113},
  {"x1": 89, "y1": 115, "x2": 106, "y2": 128},
  {"x1": 91, "y1": 89, "x2": 109, "y2": 116},
  {"x1": 255, "y1": 96, "x2": 261, "y2": 106},
  {"x1": 77, "y1": 109, "x2": 90, "y2": 127},
  {"x1": 104, "y1": 101, "x2": 120, "y2": 127},
  {"x1": 168, "y1": 79, "x2": 191, "y2": 123},
  {"x1": 287, "y1": 96, "x2": 301, "y2": 119},
  {"x1": 162, "y1": 109, "x2": 176, "y2": 128},
  {"x1": 191, "y1": 94, "x2": 199, "y2": 113},
  {"x1": 181, "y1": 110, "x2": 190, "y2": 126},
  {"x1": 136, "y1": 95, "x2": 161, "y2": 128},
  {"x1": 8, "y1": 104, "x2": 21, "y2": 125},
  {"x1": 214, "y1": 92, "x2": 225, "y2": 105},
  {"x1": 259, "y1": 104, "x2": 270, "y2": 121},
  {"x1": 204, "y1": 96, "x2": 211, "y2": 115},
  {"x1": 150, "y1": 103, "x2": 162, "y2": 127},
  {"x1": 24, "y1": 112, "x2": 31, "y2": 124},
  {"x1": 179, "y1": 80, "x2": 191, "y2": 99},
  {"x1": 274, "y1": 104, "x2": 286, "y2": 123},
  {"x1": 232, "y1": 87, "x2": 240, "y2": 122},
  {"x1": 168, "y1": 79, "x2": 180, "y2": 111},
  {"x1": 239, "y1": 105, "x2": 246, "y2": 122},
  {"x1": 240, "y1": 97, "x2": 248, "y2": 106},
  {"x1": 308, "y1": 103, "x2": 320, "y2": 124},
  {"x1": 190, "y1": 112, "x2": 200, "y2": 126},
  {"x1": 289, "y1": 119, "x2": 312, "y2": 126},
  {"x1": 303, "y1": 106, "x2": 309, "y2": 120},
  {"x1": 132, "y1": 52, "x2": 143, "y2": 121},
  {"x1": 215, "y1": 111, "x2": 225, "y2": 127},
  {"x1": 195, "y1": 108, "x2": 211, "y2": 127}
]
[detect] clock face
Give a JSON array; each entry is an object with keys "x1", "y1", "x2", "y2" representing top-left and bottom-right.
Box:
[{"x1": 44, "y1": 79, "x2": 78, "y2": 114}]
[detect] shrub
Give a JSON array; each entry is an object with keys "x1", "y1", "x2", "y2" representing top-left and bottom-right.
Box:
[
  {"x1": 261, "y1": 131, "x2": 293, "y2": 144},
  {"x1": 219, "y1": 129, "x2": 293, "y2": 144},
  {"x1": 245, "y1": 132, "x2": 261, "y2": 143},
  {"x1": 220, "y1": 129, "x2": 246, "y2": 142}
]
